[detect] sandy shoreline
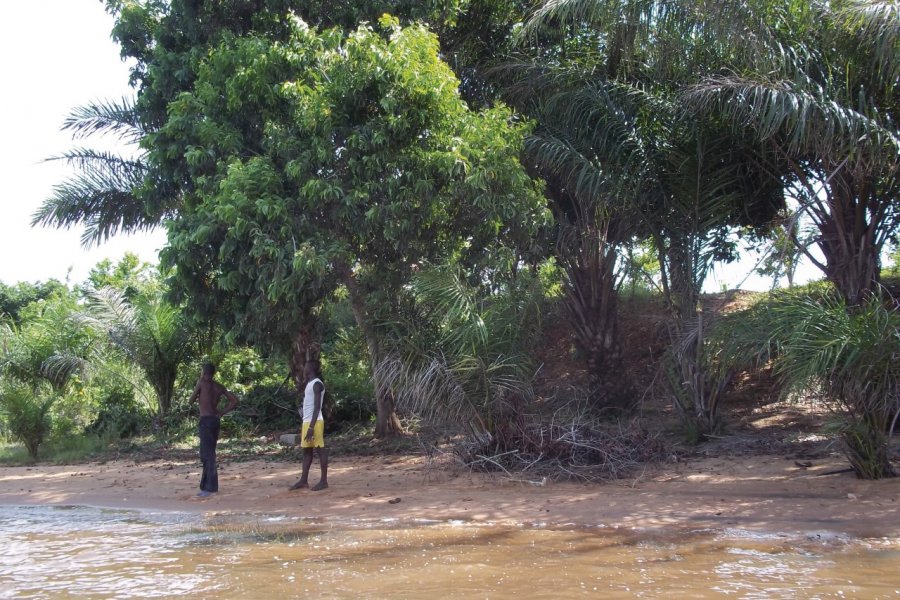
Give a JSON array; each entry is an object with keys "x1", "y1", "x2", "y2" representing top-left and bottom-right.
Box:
[{"x1": 1, "y1": 452, "x2": 898, "y2": 539}]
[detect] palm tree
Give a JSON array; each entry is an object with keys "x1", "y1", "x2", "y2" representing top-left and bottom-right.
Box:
[
  {"x1": 504, "y1": 0, "x2": 786, "y2": 429},
  {"x1": 686, "y1": 0, "x2": 900, "y2": 306},
  {"x1": 709, "y1": 289, "x2": 899, "y2": 478},
  {"x1": 0, "y1": 292, "x2": 97, "y2": 458},
  {"x1": 82, "y1": 287, "x2": 199, "y2": 417},
  {"x1": 0, "y1": 292, "x2": 96, "y2": 391},
  {"x1": 374, "y1": 266, "x2": 544, "y2": 449},
  {"x1": 33, "y1": 97, "x2": 171, "y2": 246}
]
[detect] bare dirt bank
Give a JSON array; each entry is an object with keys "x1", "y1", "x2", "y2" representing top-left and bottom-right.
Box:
[{"x1": 1, "y1": 451, "x2": 897, "y2": 539}]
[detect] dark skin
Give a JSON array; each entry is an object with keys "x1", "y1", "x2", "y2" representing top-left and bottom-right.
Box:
[
  {"x1": 189, "y1": 366, "x2": 238, "y2": 417},
  {"x1": 290, "y1": 362, "x2": 328, "y2": 491}
]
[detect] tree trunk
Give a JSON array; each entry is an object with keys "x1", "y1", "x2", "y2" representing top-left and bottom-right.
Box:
[
  {"x1": 657, "y1": 233, "x2": 728, "y2": 438},
  {"x1": 289, "y1": 325, "x2": 319, "y2": 393},
  {"x1": 794, "y1": 168, "x2": 883, "y2": 307},
  {"x1": 560, "y1": 223, "x2": 633, "y2": 411},
  {"x1": 817, "y1": 182, "x2": 881, "y2": 307},
  {"x1": 154, "y1": 367, "x2": 177, "y2": 416},
  {"x1": 374, "y1": 390, "x2": 402, "y2": 438},
  {"x1": 342, "y1": 266, "x2": 402, "y2": 438}
]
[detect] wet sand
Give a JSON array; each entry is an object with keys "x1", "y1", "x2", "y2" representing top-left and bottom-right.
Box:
[{"x1": 0, "y1": 452, "x2": 897, "y2": 538}]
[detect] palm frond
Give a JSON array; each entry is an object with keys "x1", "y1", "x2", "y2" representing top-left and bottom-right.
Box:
[
  {"x1": 520, "y1": 0, "x2": 661, "y2": 45},
  {"x1": 525, "y1": 133, "x2": 612, "y2": 207},
  {"x1": 40, "y1": 353, "x2": 91, "y2": 389},
  {"x1": 83, "y1": 287, "x2": 139, "y2": 334},
  {"x1": 833, "y1": 0, "x2": 900, "y2": 82},
  {"x1": 374, "y1": 354, "x2": 477, "y2": 430},
  {"x1": 711, "y1": 290, "x2": 900, "y2": 418},
  {"x1": 410, "y1": 267, "x2": 489, "y2": 354},
  {"x1": 376, "y1": 266, "x2": 544, "y2": 437},
  {"x1": 525, "y1": 78, "x2": 672, "y2": 205},
  {"x1": 62, "y1": 96, "x2": 144, "y2": 144},
  {"x1": 33, "y1": 150, "x2": 152, "y2": 246},
  {"x1": 45, "y1": 148, "x2": 147, "y2": 179},
  {"x1": 686, "y1": 75, "x2": 900, "y2": 170}
]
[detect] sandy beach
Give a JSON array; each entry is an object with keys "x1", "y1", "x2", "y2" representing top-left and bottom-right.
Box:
[{"x1": 1, "y1": 450, "x2": 897, "y2": 539}]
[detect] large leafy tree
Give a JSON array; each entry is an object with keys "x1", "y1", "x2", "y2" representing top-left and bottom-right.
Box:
[
  {"x1": 33, "y1": 1, "x2": 547, "y2": 437},
  {"x1": 39, "y1": 1, "x2": 532, "y2": 248},
  {"x1": 0, "y1": 280, "x2": 69, "y2": 326},
  {"x1": 107, "y1": 0, "x2": 530, "y2": 114},
  {"x1": 158, "y1": 18, "x2": 548, "y2": 436}
]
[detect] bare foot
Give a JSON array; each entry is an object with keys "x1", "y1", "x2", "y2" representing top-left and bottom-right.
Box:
[
  {"x1": 289, "y1": 480, "x2": 308, "y2": 490},
  {"x1": 311, "y1": 481, "x2": 328, "y2": 491}
]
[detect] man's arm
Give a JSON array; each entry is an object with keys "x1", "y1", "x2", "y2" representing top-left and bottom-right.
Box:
[
  {"x1": 189, "y1": 381, "x2": 201, "y2": 404},
  {"x1": 217, "y1": 385, "x2": 239, "y2": 416},
  {"x1": 304, "y1": 382, "x2": 324, "y2": 440}
]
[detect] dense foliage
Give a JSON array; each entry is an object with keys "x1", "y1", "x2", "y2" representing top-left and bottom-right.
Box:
[{"x1": 9, "y1": 0, "x2": 897, "y2": 478}]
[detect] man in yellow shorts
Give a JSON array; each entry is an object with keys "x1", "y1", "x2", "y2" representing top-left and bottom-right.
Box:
[{"x1": 290, "y1": 359, "x2": 328, "y2": 491}]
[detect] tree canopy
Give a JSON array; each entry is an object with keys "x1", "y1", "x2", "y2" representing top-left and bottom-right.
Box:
[{"x1": 149, "y1": 17, "x2": 549, "y2": 432}]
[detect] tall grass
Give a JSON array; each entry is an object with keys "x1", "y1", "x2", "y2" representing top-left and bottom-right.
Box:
[{"x1": 0, "y1": 433, "x2": 116, "y2": 466}]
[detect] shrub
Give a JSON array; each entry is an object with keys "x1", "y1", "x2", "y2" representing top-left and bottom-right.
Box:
[
  {"x1": 86, "y1": 382, "x2": 149, "y2": 439},
  {"x1": 223, "y1": 383, "x2": 299, "y2": 435},
  {"x1": 709, "y1": 290, "x2": 899, "y2": 478},
  {"x1": 0, "y1": 384, "x2": 54, "y2": 460}
]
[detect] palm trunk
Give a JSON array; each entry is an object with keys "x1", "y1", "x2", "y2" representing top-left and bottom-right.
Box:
[
  {"x1": 153, "y1": 367, "x2": 177, "y2": 416},
  {"x1": 560, "y1": 223, "x2": 632, "y2": 410},
  {"x1": 790, "y1": 167, "x2": 883, "y2": 307},
  {"x1": 817, "y1": 181, "x2": 881, "y2": 307}
]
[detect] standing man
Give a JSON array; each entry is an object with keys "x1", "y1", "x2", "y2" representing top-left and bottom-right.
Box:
[
  {"x1": 290, "y1": 359, "x2": 328, "y2": 491},
  {"x1": 190, "y1": 362, "x2": 239, "y2": 497}
]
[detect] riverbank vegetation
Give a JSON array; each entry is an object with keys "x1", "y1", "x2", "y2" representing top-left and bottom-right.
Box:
[{"x1": 2, "y1": 0, "x2": 898, "y2": 480}]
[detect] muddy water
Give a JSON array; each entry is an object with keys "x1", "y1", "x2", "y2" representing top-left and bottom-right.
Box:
[{"x1": 0, "y1": 506, "x2": 898, "y2": 599}]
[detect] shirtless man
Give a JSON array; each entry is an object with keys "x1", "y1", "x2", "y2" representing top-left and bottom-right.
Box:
[{"x1": 189, "y1": 363, "x2": 239, "y2": 497}]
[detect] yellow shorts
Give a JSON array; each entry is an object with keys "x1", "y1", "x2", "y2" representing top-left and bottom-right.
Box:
[{"x1": 300, "y1": 420, "x2": 325, "y2": 448}]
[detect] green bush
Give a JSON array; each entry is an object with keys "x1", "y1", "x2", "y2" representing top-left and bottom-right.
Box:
[
  {"x1": 223, "y1": 383, "x2": 299, "y2": 435},
  {"x1": 0, "y1": 442, "x2": 32, "y2": 465},
  {"x1": 86, "y1": 382, "x2": 149, "y2": 439},
  {"x1": 321, "y1": 328, "x2": 375, "y2": 425},
  {"x1": 0, "y1": 384, "x2": 54, "y2": 460}
]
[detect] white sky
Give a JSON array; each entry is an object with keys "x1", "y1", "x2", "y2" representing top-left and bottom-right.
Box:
[
  {"x1": 0, "y1": 0, "x2": 166, "y2": 286},
  {"x1": 0, "y1": 0, "x2": 825, "y2": 292}
]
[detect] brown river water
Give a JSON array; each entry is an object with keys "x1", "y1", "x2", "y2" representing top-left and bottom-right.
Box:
[{"x1": 0, "y1": 505, "x2": 898, "y2": 598}]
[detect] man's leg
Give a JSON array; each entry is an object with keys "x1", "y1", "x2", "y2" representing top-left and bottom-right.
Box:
[
  {"x1": 199, "y1": 421, "x2": 209, "y2": 492},
  {"x1": 207, "y1": 418, "x2": 220, "y2": 492},
  {"x1": 312, "y1": 448, "x2": 328, "y2": 491},
  {"x1": 290, "y1": 447, "x2": 314, "y2": 490},
  {"x1": 198, "y1": 417, "x2": 218, "y2": 494}
]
